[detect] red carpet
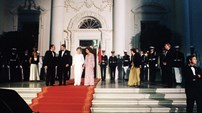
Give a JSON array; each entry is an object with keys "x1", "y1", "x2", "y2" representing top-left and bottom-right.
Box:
[{"x1": 30, "y1": 78, "x2": 100, "y2": 113}]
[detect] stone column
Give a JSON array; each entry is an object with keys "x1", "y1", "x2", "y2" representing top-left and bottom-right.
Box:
[
  {"x1": 51, "y1": 0, "x2": 65, "y2": 53},
  {"x1": 113, "y1": 0, "x2": 126, "y2": 55},
  {"x1": 183, "y1": 0, "x2": 191, "y2": 54},
  {"x1": 114, "y1": 0, "x2": 135, "y2": 55}
]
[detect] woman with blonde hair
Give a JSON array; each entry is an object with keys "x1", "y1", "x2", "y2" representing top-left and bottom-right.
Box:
[{"x1": 72, "y1": 47, "x2": 84, "y2": 86}]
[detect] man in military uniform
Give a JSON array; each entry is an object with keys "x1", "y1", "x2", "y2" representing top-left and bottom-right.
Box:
[
  {"x1": 172, "y1": 46, "x2": 184, "y2": 84},
  {"x1": 122, "y1": 50, "x2": 130, "y2": 80},
  {"x1": 140, "y1": 51, "x2": 148, "y2": 82},
  {"x1": 9, "y1": 48, "x2": 21, "y2": 81},
  {"x1": 117, "y1": 54, "x2": 123, "y2": 80},
  {"x1": 109, "y1": 51, "x2": 117, "y2": 80},
  {"x1": 148, "y1": 46, "x2": 158, "y2": 83},
  {"x1": 100, "y1": 50, "x2": 108, "y2": 81},
  {"x1": 21, "y1": 50, "x2": 30, "y2": 81}
]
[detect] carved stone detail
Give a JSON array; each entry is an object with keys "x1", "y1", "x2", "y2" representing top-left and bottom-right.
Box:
[{"x1": 65, "y1": 0, "x2": 112, "y2": 12}]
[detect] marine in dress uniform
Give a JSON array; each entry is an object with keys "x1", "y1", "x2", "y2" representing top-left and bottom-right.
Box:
[
  {"x1": 140, "y1": 51, "x2": 148, "y2": 82},
  {"x1": 100, "y1": 50, "x2": 108, "y2": 81},
  {"x1": 172, "y1": 46, "x2": 184, "y2": 84},
  {"x1": 117, "y1": 54, "x2": 123, "y2": 80},
  {"x1": 109, "y1": 51, "x2": 117, "y2": 80},
  {"x1": 148, "y1": 46, "x2": 158, "y2": 82},
  {"x1": 21, "y1": 50, "x2": 30, "y2": 81},
  {"x1": 122, "y1": 50, "x2": 130, "y2": 80}
]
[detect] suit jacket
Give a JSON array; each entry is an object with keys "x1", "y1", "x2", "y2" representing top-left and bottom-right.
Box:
[
  {"x1": 182, "y1": 65, "x2": 202, "y2": 91},
  {"x1": 58, "y1": 50, "x2": 71, "y2": 68},
  {"x1": 162, "y1": 49, "x2": 174, "y2": 67},
  {"x1": 43, "y1": 50, "x2": 57, "y2": 68}
]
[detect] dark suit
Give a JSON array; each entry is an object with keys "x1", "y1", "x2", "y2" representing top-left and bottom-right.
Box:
[
  {"x1": 43, "y1": 50, "x2": 57, "y2": 86},
  {"x1": 58, "y1": 50, "x2": 71, "y2": 85},
  {"x1": 67, "y1": 55, "x2": 72, "y2": 80},
  {"x1": 161, "y1": 49, "x2": 174, "y2": 87},
  {"x1": 182, "y1": 65, "x2": 202, "y2": 113}
]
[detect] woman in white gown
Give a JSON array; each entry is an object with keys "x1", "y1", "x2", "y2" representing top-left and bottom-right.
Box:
[
  {"x1": 72, "y1": 47, "x2": 84, "y2": 86},
  {"x1": 29, "y1": 48, "x2": 40, "y2": 81}
]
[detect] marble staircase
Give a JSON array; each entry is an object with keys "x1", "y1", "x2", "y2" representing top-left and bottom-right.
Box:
[
  {"x1": 2, "y1": 88, "x2": 41, "y2": 105},
  {"x1": 91, "y1": 88, "x2": 195, "y2": 113}
]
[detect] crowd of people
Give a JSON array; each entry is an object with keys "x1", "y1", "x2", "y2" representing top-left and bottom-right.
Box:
[
  {"x1": 99, "y1": 43, "x2": 201, "y2": 88},
  {"x1": 99, "y1": 42, "x2": 202, "y2": 113},
  {"x1": 0, "y1": 44, "x2": 96, "y2": 86},
  {"x1": 0, "y1": 42, "x2": 201, "y2": 112},
  {"x1": 35, "y1": 44, "x2": 96, "y2": 86}
]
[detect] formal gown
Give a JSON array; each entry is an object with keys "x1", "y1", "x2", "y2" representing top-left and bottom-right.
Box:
[
  {"x1": 128, "y1": 64, "x2": 140, "y2": 86},
  {"x1": 84, "y1": 53, "x2": 95, "y2": 86},
  {"x1": 73, "y1": 53, "x2": 84, "y2": 85},
  {"x1": 29, "y1": 56, "x2": 40, "y2": 81}
]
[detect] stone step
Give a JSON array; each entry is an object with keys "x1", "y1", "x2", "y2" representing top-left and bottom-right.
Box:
[
  {"x1": 1, "y1": 88, "x2": 41, "y2": 104},
  {"x1": 91, "y1": 88, "x2": 189, "y2": 113},
  {"x1": 91, "y1": 104, "x2": 189, "y2": 113},
  {"x1": 93, "y1": 93, "x2": 186, "y2": 99},
  {"x1": 92, "y1": 98, "x2": 186, "y2": 105},
  {"x1": 94, "y1": 88, "x2": 185, "y2": 93}
]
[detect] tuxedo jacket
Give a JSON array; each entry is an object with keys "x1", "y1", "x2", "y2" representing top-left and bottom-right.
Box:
[
  {"x1": 58, "y1": 50, "x2": 71, "y2": 67},
  {"x1": 182, "y1": 65, "x2": 202, "y2": 91},
  {"x1": 43, "y1": 50, "x2": 57, "y2": 67}
]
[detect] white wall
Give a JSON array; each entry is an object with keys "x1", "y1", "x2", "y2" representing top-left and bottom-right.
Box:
[
  {"x1": 64, "y1": 0, "x2": 113, "y2": 56},
  {"x1": 0, "y1": 0, "x2": 51, "y2": 56}
]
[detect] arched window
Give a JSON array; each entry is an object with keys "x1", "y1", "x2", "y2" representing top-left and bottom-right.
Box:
[{"x1": 79, "y1": 17, "x2": 102, "y2": 29}]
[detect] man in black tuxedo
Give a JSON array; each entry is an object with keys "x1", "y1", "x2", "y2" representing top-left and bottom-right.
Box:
[
  {"x1": 162, "y1": 43, "x2": 174, "y2": 87},
  {"x1": 182, "y1": 55, "x2": 202, "y2": 113},
  {"x1": 58, "y1": 44, "x2": 71, "y2": 85},
  {"x1": 43, "y1": 44, "x2": 57, "y2": 86}
]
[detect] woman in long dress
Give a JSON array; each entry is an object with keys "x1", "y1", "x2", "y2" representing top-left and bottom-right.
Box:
[
  {"x1": 29, "y1": 48, "x2": 40, "y2": 81},
  {"x1": 73, "y1": 47, "x2": 84, "y2": 86},
  {"x1": 128, "y1": 48, "x2": 141, "y2": 86},
  {"x1": 84, "y1": 47, "x2": 95, "y2": 86}
]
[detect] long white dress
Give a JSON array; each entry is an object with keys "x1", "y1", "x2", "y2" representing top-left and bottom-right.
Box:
[
  {"x1": 73, "y1": 53, "x2": 84, "y2": 85},
  {"x1": 29, "y1": 58, "x2": 40, "y2": 81}
]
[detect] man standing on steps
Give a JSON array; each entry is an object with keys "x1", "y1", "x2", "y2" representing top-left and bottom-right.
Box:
[
  {"x1": 162, "y1": 43, "x2": 174, "y2": 87},
  {"x1": 58, "y1": 44, "x2": 71, "y2": 85},
  {"x1": 100, "y1": 50, "x2": 108, "y2": 81},
  {"x1": 122, "y1": 50, "x2": 130, "y2": 80},
  {"x1": 148, "y1": 46, "x2": 158, "y2": 83},
  {"x1": 109, "y1": 51, "x2": 117, "y2": 81},
  {"x1": 182, "y1": 55, "x2": 202, "y2": 113},
  {"x1": 43, "y1": 44, "x2": 57, "y2": 86}
]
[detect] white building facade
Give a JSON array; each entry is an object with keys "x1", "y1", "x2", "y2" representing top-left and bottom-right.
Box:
[{"x1": 0, "y1": 0, "x2": 202, "y2": 66}]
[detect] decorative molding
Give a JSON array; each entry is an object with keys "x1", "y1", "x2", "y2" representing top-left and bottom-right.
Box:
[
  {"x1": 18, "y1": 0, "x2": 44, "y2": 11},
  {"x1": 68, "y1": 29, "x2": 112, "y2": 32},
  {"x1": 65, "y1": 0, "x2": 112, "y2": 12},
  {"x1": 68, "y1": 11, "x2": 108, "y2": 29}
]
